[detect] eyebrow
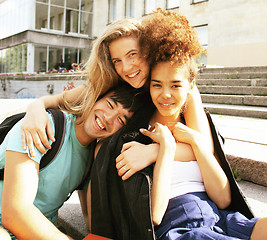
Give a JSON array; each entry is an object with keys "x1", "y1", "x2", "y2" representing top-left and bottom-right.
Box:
[
  {"x1": 111, "y1": 49, "x2": 138, "y2": 61},
  {"x1": 151, "y1": 79, "x2": 183, "y2": 83}
]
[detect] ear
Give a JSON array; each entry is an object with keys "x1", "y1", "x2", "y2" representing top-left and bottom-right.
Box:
[{"x1": 189, "y1": 79, "x2": 195, "y2": 92}]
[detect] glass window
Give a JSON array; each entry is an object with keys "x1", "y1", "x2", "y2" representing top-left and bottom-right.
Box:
[
  {"x1": 82, "y1": 0, "x2": 93, "y2": 12},
  {"x1": 70, "y1": 10, "x2": 79, "y2": 33},
  {"x1": 192, "y1": 0, "x2": 207, "y2": 3},
  {"x1": 80, "y1": 11, "x2": 93, "y2": 36},
  {"x1": 109, "y1": 0, "x2": 116, "y2": 22},
  {"x1": 125, "y1": 0, "x2": 134, "y2": 17},
  {"x1": 48, "y1": 47, "x2": 63, "y2": 71},
  {"x1": 144, "y1": 0, "x2": 156, "y2": 14},
  {"x1": 194, "y1": 25, "x2": 208, "y2": 66},
  {"x1": 80, "y1": 48, "x2": 90, "y2": 67},
  {"x1": 195, "y1": 25, "x2": 208, "y2": 46},
  {"x1": 36, "y1": 0, "x2": 49, "y2": 3},
  {"x1": 166, "y1": 0, "x2": 179, "y2": 9},
  {"x1": 51, "y1": 0, "x2": 65, "y2": 7},
  {"x1": 34, "y1": 46, "x2": 47, "y2": 72},
  {"x1": 0, "y1": 44, "x2": 28, "y2": 73},
  {"x1": 64, "y1": 48, "x2": 78, "y2": 70},
  {"x1": 35, "y1": 3, "x2": 49, "y2": 30},
  {"x1": 66, "y1": 0, "x2": 80, "y2": 10},
  {"x1": 65, "y1": 9, "x2": 79, "y2": 33},
  {"x1": 50, "y1": 5, "x2": 65, "y2": 31},
  {"x1": 50, "y1": 16, "x2": 55, "y2": 29}
]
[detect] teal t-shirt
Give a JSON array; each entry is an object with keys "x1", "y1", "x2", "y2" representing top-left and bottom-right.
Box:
[{"x1": 0, "y1": 111, "x2": 91, "y2": 224}]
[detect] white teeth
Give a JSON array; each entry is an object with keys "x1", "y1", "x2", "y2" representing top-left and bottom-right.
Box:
[
  {"x1": 96, "y1": 117, "x2": 105, "y2": 130},
  {"x1": 128, "y1": 71, "x2": 139, "y2": 78},
  {"x1": 162, "y1": 103, "x2": 171, "y2": 106}
]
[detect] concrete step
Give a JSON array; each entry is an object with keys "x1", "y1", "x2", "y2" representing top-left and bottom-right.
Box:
[
  {"x1": 198, "y1": 85, "x2": 267, "y2": 95},
  {"x1": 204, "y1": 103, "x2": 267, "y2": 119},
  {"x1": 210, "y1": 114, "x2": 267, "y2": 186},
  {"x1": 199, "y1": 72, "x2": 267, "y2": 80},
  {"x1": 200, "y1": 66, "x2": 267, "y2": 74},
  {"x1": 197, "y1": 78, "x2": 267, "y2": 87},
  {"x1": 201, "y1": 94, "x2": 267, "y2": 107}
]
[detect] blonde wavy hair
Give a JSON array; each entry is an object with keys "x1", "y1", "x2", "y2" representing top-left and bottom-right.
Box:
[{"x1": 61, "y1": 18, "x2": 142, "y2": 123}]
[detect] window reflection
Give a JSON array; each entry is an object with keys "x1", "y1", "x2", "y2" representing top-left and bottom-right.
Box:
[
  {"x1": 0, "y1": 44, "x2": 27, "y2": 73},
  {"x1": 35, "y1": 3, "x2": 48, "y2": 30},
  {"x1": 35, "y1": 0, "x2": 93, "y2": 36}
]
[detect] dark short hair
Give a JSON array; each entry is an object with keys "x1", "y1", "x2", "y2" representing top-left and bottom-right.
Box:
[{"x1": 100, "y1": 82, "x2": 145, "y2": 113}]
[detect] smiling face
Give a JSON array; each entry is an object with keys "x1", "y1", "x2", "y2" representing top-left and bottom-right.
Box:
[
  {"x1": 77, "y1": 92, "x2": 134, "y2": 145},
  {"x1": 150, "y1": 61, "x2": 195, "y2": 124},
  {"x1": 109, "y1": 37, "x2": 150, "y2": 89}
]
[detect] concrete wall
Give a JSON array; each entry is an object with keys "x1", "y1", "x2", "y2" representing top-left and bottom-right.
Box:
[
  {"x1": 0, "y1": 75, "x2": 84, "y2": 99},
  {"x1": 177, "y1": 0, "x2": 267, "y2": 67},
  {"x1": 92, "y1": 0, "x2": 267, "y2": 67}
]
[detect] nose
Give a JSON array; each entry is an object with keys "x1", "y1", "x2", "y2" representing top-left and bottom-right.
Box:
[
  {"x1": 122, "y1": 59, "x2": 132, "y2": 73},
  {"x1": 104, "y1": 111, "x2": 117, "y2": 125},
  {"x1": 162, "y1": 87, "x2": 171, "y2": 99}
]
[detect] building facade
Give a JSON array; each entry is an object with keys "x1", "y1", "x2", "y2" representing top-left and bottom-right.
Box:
[
  {"x1": 0, "y1": 0, "x2": 93, "y2": 73},
  {"x1": 1, "y1": 0, "x2": 267, "y2": 74}
]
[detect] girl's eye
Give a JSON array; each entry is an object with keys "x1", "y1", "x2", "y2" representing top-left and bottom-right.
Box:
[
  {"x1": 112, "y1": 59, "x2": 120, "y2": 64},
  {"x1": 152, "y1": 84, "x2": 161, "y2": 88},
  {"x1": 129, "y1": 52, "x2": 137, "y2": 57},
  {"x1": 172, "y1": 85, "x2": 181, "y2": 89}
]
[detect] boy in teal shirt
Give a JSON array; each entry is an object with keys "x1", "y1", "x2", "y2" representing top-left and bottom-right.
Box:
[{"x1": 0, "y1": 83, "x2": 142, "y2": 240}]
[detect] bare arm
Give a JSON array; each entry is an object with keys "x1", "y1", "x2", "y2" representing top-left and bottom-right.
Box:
[
  {"x1": 116, "y1": 141, "x2": 195, "y2": 180},
  {"x1": 21, "y1": 85, "x2": 86, "y2": 156},
  {"x1": 140, "y1": 124, "x2": 176, "y2": 226},
  {"x1": 172, "y1": 123, "x2": 231, "y2": 209},
  {"x1": 115, "y1": 86, "x2": 209, "y2": 181},
  {"x1": 184, "y1": 86, "x2": 214, "y2": 153},
  {"x1": 2, "y1": 151, "x2": 74, "y2": 240},
  {"x1": 78, "y1": 189, "x2": 90, "y2": 230}
]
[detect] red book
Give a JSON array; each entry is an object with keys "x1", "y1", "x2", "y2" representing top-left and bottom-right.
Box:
[{"x1": 83, "y1": 233, "x2": 113, "y2": 240}]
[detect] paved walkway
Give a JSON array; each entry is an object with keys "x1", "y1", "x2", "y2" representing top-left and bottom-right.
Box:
[
  {"x1": 58, "y1": 180, "x2": 267, "y2": 240},
  {"x1": 211, "y1": 114, "x2": 267, "y2": 163}
]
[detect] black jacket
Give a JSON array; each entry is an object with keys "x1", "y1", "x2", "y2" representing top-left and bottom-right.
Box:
[{"x1": 90, "y1": 110, "x2": 254, "y2": 240}]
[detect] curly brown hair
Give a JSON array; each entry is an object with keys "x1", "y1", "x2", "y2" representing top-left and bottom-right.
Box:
[{"x1": 140, "y1": 8, "x2": 204, "y2": 67}]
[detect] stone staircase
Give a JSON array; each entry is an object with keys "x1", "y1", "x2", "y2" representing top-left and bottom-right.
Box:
[{"x1": 197, "y1": 66, "x2": 267, "y2": 119}]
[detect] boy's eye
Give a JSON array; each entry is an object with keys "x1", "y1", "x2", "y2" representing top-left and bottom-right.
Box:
[
  {"x1": 118, "y1": 117, "x2": 126, "y2": 126},
  {"x1": 172, "y1": 84, "x2": 181, "y2": 88},
  {"x1": 107, "y1": 100, "x2": 114, "y2": 109}
]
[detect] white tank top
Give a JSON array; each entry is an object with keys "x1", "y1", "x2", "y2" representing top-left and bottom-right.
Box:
[{"x1": 169, "y1": 160, "x2": 205, "y2": 199}]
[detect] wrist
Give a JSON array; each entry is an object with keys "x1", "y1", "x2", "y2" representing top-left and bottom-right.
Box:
[{"x1": 148, "y1": 143, "x2": 159, "y2": 164}]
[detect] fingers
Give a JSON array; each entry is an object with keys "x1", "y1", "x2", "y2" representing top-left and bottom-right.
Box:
[
  {"x1": 116, "y1": 159, "x2": 126, "y2": 175},
  {"x1": 35, "y1": 128, "x2": 51, "y2": 151},
  {"x1": 21, "y1": 129, "x2": 27, "y2": 151},
  {"x1": 116, "y1": 161, "x2": 134, "y2": 180},
  {"x1": 32, "y1": 130, "x2": 49, "y2": 154},
  {"x1": 139, "y1": 128, "x2": 151, "y2": 137},
  {"x1": 21, "y1": 128, "x2": 51, "y2": 156},
  {"x1": 46, "y1": 121, "x2": 55, "y2": 143},
  {"x1": 24, "y1": 132, "x2": 36, "y2": 157},
  {"x1": 121, "y1": 169, "x2": 134, "y2": 180},
  {"x1": 116, "y1": 152, "x2": 123, "y2": 163},
  {"x1": 120, "y1": 141, "x2": 135, "y2": 153}
]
